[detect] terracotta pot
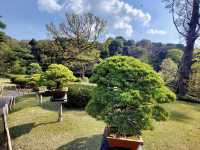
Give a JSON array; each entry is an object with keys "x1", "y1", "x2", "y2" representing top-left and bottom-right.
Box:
[
  {"x1": 107, "y1": 136, "x2": 143, "y2": 150},
  {"x1": 103, "y1": 127, "x2": 143, "y2": 150}
]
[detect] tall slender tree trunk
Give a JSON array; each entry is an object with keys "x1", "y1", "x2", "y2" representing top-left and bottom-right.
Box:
[{"x1": 177, "y1": 0, "x2": 199, "y2": 96}]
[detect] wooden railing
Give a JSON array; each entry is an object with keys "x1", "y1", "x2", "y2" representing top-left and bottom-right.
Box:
[
  {"x1": 2, "y1": 105, "x2": 12, "y2": 150},
  {"x1": 0, "y1": 97, "x2": 14, "y2": 150}
]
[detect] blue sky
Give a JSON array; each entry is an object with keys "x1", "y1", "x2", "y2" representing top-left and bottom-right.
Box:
[{"x1": 0, "y1": 0, "x2": 180, "y2": 43}]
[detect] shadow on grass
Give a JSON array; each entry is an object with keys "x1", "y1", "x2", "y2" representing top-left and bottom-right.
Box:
[
  {"x1": 10, "y1": 123, "x2": 34, "y2": 139},
  {"x1": 40, "y1": 100, "x2": 83, "y2": 113},
  {"x1": 57, "y1": 134, "x2": 103, "y2": 150},
  {"x1": 35, "y1": 120, "x2": 58, "y2": 127},
  {"x1": 9, "y1": 121, "x2": 59, "y2": 139},
  {"x1": 170, "y1": 111, "x2": 192, "y2": 123}
]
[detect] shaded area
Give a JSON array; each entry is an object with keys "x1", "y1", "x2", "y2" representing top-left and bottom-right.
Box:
[
  {"x1": 0, "y1": 117, "x2": 5, "y2": 147},
  {"x1": 9, "y1": 123, "x2": 34, "y2": 139},
  {"x1": 0, "y1": 96, "x2": 12, "y2": 108},
  {"x1": 170, "y1": 111, "x2": 192, "y2": 123},
  {"x1": 57, "y1": 134, "x2": 103, "y2": 150},
  {"x1": 40, "y1": 99, "x2": 81, "y2": 112},
  {"x1": 10, "y1": 121, "x2": 59, "y2": 140},
  {"x1": 40, "y1": 99, "x2": 60, "y2": 111},
  {"x1": 35, "y1": 120, "x2": 58, "y2": 127}
]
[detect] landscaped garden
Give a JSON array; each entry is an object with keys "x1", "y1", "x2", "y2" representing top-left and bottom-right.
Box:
[
  {"x1": 7, "y1": 94, "x2": 200, "y2": 150},
  {"x1": 1, "y1": 1, "x2": 200, "y2": 149}
]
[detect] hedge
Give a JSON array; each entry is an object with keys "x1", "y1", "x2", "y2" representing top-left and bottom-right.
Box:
[{"x1": 64, "y1": 83, "x2": 96, "y2": 108}]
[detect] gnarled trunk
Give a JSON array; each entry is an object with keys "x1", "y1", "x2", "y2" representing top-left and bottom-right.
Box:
[
  {"x1": 176, "y1": 0, "x2": 199, "y2": 96},
  {"x1": 177, "y1": 39, "x2": 195, "y2": 96}
]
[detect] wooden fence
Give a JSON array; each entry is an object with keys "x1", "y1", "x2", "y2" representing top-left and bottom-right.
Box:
[{"x1": 0, "y1": 97, "x2": 14, "y2": 150}]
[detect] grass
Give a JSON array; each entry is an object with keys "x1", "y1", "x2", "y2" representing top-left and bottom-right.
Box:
[{"x1": 7, "y1": 95, "x2": 200, "y2": 150}]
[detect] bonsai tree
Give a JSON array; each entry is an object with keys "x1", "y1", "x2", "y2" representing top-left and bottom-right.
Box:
[
  {"x1": 86, "y1": 56, "x2": 176, "y2": 136},
  {"x1": 29, "y1": 73, "x2": 42, "y2": 91},
  {"x1": 42, "y1": 64, "x2": 76, "y2": 90}
]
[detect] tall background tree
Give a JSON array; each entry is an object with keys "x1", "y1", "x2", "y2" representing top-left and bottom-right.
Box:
[
  {"x1": 46, "y1": 13, "x2": 106, "y2": 77},
  {"x1": 164, "y1": 0, "x2": 200, "y2": 96},
  {"x1": 0, "y1": 16, "x2": 6, "y2": 42}
]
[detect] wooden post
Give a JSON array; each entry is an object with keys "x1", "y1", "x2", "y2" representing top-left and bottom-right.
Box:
[
  {"x1": 36, "y1": 92, "x2": 43, "y2": 104},
  {"x1": 39, "y1": 94, "x2": 43, "y2": 104},
  {"x1": 58, "y1": 103, "x2": 63, "y2": 122},
  {"x1": 4, "y1": 104, "x2": 9, "y2": 115},
  {"x1": 3, "y1": 106, "x2": 12, "y2": 150}
]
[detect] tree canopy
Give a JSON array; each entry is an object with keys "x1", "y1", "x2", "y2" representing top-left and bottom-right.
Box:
[{"x1": 86, "y1": 56, "x2": 176, "y2": 136}]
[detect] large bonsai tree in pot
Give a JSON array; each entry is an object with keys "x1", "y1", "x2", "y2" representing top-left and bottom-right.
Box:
[{"x1": 86, "y1": 56, "x2": 176, "y2": 150}]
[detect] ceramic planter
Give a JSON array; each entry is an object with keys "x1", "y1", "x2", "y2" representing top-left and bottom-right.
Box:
[
  {"x1": 50, "y1": 90, "x2": 68, "y2": 102},
  {"x1": 102, "y1": 127, "x2": 143, "y2": 150}
]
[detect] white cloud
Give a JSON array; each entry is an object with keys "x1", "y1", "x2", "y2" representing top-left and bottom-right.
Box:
[
  {"x1": 37, "y1": 0, "x2": 151, "y2": 38},
  {"x1": 147, "y1": 28, "x2": 167, "y2": 35},
  {"x1": 37, "y1": 0, "x2": 62, "y2": 12}
]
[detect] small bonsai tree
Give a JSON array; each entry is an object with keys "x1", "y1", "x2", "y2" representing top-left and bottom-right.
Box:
[
  {"x1": 42, "y1": 64, "x2": 76, "y2": 90},
  {"x1": 29, "y1": 73, "x2": 42, "y2": 91},
  {"x1": 86, "y1": 56, "x2": 176, "y2": 136}
]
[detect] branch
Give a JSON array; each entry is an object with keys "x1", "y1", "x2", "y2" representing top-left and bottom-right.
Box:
[{"x1": 171, "y1": 0, "x2": 188, "y2": 37}]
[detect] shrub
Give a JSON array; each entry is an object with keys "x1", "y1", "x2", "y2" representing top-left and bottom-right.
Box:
[
  {"x1": 41, "y1": 64, "x2": 76, "y2": 89},
  {"x1": 26, "y1": 63, "x2": 42, "y2": 75},
  {"x1": 64, "y1": 83, "x2": 95, "y2": 108},
  {"x1": 11, "y1": 60, "x2": 26, "y2": 74},
  {"x1": 11, "y1": 75, "x2": 30, "y2": 88},
  {"x1": 166, "y1": 48, "x2": 183, "y2": 64},
  {"x1": 29, "y1": 73, "x2": 42, "y2": 90},
  {"x1": 86, "y1": 56, "x2": 176, "y2": 136}
]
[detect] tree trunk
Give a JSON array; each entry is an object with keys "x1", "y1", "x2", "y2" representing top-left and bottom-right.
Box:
[
  {"x1": 176, "y1": 0, "x2": 199, "y2": 96},
  {"x1": 177, "y1": 39, "x2": 195, "y2": 96},
  {"x1": 81, "y1": 64, "x2": 85, "y2": 78}
]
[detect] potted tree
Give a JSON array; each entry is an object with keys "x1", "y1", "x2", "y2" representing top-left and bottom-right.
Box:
[
  {"x1": 41, "y1": 64, "x2": 76, "y2": 101},
  {"x1": 86, "y1": 56, "x2": 176, "y2": 150}
]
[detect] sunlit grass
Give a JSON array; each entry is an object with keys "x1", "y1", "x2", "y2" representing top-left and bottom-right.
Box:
[{"x1": 7, "y1": 95, "x2": 200, "y2": 150}]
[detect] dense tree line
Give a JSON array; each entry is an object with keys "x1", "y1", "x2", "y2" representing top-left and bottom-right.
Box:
[
  {"x1": 0, "y1": 17, "x2": 34, "y2": 74},
  {"x1": 1, "y1": 13, "x2": 200, "y2": 99},
  {"x1": 0, "y1": 35, "x2": 184, "y2": 76}
]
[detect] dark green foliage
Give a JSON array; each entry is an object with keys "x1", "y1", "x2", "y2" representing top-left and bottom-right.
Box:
[
  {"x1": 0, "y1": 17, "x2": 6, "y2": 43},
  {"x1": 109, "y1": 39, "x2": 124, "y2": 56},
  {"x1": 152, "y1": 105, "x2": 169, "y2": 121},
  {"x1": 64, "y1": 84, "x2": 95, "y2": 108},
  {"x1": 26, "y1": 63, "x2": 42, "y2": 75},
  {"x1": 86, "y1": 56, "x2": 176, "y2": 136},
  {"x1": 0, "y1": 18, "x2": 6, "y2": 29},
  {"x1": 150, "y1": 47, "x2": 168, "y2": 71},
  {"x1": 0, "y1": 34, "x2": 35, "y2": 74}
]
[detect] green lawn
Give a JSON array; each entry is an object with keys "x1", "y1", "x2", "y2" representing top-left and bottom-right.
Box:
[{"x1": 7, "y1": 95, "x2": 200, "y2": 150}]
